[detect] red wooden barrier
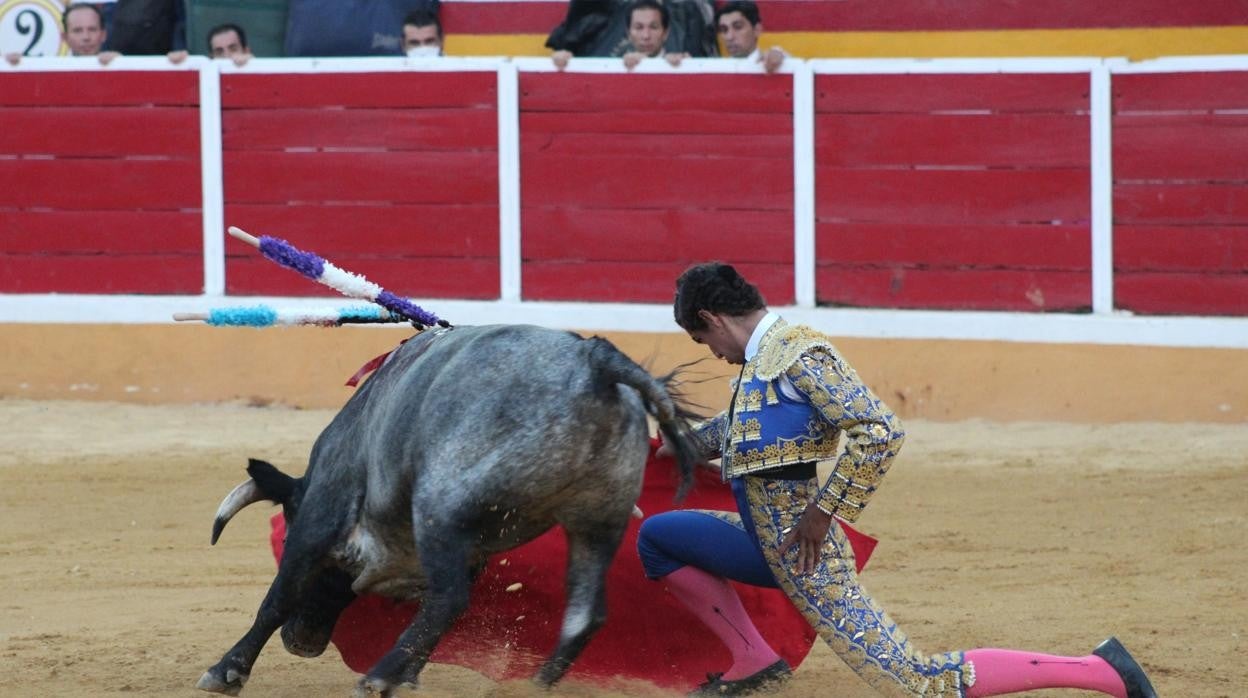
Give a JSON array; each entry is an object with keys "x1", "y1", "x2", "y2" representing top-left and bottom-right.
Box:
[
  {"x1": 220, "y1": 72, "x2": 500, "y2": 299},
  {"x1": 0, "y1": 72, "x2": 202, "y2": 294},
  {"x1": 519, "y1": 73, "x2": 795, "y2": 303},
  {"x1": 1113, "y1": 72, "x2": 1248, "y2": 316},
  {"x1": 814, "y1": 73, "x2": 1091, "y2": 311},
  {"x1": 1, "y1": 68, "x2": 1242, "y2": 317}
]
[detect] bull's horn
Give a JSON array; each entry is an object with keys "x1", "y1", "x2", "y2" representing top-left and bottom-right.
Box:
[
  {"x1": 631, "y1": 505, "x2": 644, "y2": 519},
  {"x1": 211, "y1": 478, "x2": 264, "y2": 545}
]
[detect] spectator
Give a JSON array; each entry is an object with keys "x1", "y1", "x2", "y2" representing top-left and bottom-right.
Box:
[
  {"x1": 207, "y1": 23, "x2": 252, "y2": 64},
  {"x1": 283, "y1": 0, "x2": 438, "y2": 57},
  {"x1": 550, "y1": 0, "x2": 714, "y2": 71},
  {"x1": 546, "y1": 0, "x2": 612, "y2": 67},
  {"x1": 621, "y1": 0, "x2": 687, "y2": 69},
  {"x1": 167, "y1": 23, "x2": 252, "y2": 66},
  {"x1": 715, "y1": 0, "x2": 785, "y2": 73},
  {"x1": 62, "y1": 3, "x2": 112, "y2": 57},
  {"x1": 5, "y1": 3, "x2": 118, "y2": 66},
  {"x1": 401, "y1": 9, "x2": 443, "y2": 57}
]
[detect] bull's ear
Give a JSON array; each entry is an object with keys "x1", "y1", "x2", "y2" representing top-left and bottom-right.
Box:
[{"x1": 246, "y1": 458, "x2": 296, "y2": 506}]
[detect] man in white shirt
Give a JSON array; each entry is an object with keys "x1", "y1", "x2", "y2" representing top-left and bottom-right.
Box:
[{"x1": 715, "y1": 0, "x2": 784, "y2": 73}]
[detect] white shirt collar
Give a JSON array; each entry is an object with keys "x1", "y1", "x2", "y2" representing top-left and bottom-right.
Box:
[{"x1": 744, "y1": 311, "x2": 780, "y2": 361}]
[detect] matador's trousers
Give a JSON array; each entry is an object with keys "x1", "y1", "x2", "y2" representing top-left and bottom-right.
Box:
[{"x1": 638, "y1": 475, "x2": 972, "y2": 697}]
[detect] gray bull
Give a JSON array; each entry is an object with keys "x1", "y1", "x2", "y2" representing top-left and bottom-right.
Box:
[{"x1": 198, "y1": 324, "x2": 699, "y2": 696}]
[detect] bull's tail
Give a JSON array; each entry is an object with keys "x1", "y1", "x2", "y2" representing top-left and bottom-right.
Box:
[{"x1": 585, "y1": 337, "x2": 702, "y2": 501}]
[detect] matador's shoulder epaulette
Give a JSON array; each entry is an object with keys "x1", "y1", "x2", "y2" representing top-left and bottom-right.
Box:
[{"x1": 754, "y1": 323, "x2": 838, "y2": 381}]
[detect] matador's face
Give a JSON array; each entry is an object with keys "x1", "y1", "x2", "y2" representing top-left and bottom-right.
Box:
[{"x1": 688, "y1": 319, "x2": 746, "y2": 365}]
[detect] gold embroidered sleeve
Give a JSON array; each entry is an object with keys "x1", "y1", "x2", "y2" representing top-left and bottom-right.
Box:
[
  {"x1": 691, "y1": 410, "x2": 729, "y2": 461},
  {"x1": 785, "y1": 349, "x2": 905, "y2": 523}
]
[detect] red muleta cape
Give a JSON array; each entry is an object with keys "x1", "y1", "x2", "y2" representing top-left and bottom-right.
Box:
[{"x1": 268, "y1": 440, "x2": 877, "y2": 690}]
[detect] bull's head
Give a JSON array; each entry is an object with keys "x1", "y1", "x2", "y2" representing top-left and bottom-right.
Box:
[
  {"x1": 208, "y1": 458, "x2": 349, "y2": 664},
  {"x1": 211, "y1": 458, "x2": 302, "y2": 545}
]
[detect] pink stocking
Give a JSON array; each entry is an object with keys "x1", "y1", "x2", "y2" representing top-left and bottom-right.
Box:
[
  {"x1": 965, "y1": 648, "x2": 1127, "y2": 697},
  {"x1": 662, "y1": 566, "x2": 781, "y2": 681}
]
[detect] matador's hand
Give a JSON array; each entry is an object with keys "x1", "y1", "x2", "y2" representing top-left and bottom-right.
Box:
[{"x1": 780, "y1": 502, "x2": 833, "y2": 575}]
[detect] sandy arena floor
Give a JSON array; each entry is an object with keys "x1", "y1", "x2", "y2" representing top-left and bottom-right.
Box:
[{"x1": 1, "y1": 399, "x2": 1244, "y2": 697}]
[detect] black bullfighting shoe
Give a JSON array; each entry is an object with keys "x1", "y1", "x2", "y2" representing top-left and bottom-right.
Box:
[
  {"x1": 1092, "y1": 636, "x2": 1158, "y2": 698},
  {"x1": 688, "y1": 659, "x2": 793, "y2": 696}
]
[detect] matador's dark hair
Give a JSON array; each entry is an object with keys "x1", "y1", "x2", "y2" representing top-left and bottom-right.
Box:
[{"x1": 673, "y1": 262, "x2": 766, "y2": 332}]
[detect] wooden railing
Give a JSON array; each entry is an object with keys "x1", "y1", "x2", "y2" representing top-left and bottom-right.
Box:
[{"x1": 1, "y1": 55, "x2": 1246, "y2": 348}]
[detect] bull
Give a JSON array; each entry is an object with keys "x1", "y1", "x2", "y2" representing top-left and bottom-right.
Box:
[{"x1": 197, "y1": 324, "x2": 700, "y2": 696}]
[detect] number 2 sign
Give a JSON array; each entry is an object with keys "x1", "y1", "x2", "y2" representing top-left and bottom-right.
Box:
[{"x1": 0, "y1": 0, "x2": 68, "y2": 58}]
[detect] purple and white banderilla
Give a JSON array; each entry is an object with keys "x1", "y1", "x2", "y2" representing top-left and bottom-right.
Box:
[{"x1": 227, "y1": 226, "x2": 444, "y2": 329}]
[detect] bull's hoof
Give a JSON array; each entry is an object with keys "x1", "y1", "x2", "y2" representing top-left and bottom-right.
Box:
[
  {"x1": 353, "y1": 675, "x2": 417, "y2": 698},
  {"x1": 196, "y1": 666, "x2": 248, "y2": 695}
]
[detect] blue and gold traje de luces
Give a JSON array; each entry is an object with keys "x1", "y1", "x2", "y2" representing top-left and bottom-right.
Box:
[{"x1": 697, "y1": 319, "x2": 906, "y2": 523}]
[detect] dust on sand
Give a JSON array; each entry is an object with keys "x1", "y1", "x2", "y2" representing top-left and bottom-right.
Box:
[{"x1": 1, "y1": 400, "x2": 1245, "y2": 697}]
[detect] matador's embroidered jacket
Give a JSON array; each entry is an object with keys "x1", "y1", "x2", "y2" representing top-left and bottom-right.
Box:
[{"x1": 692, "y1": 317, "x2": 905, "y2": 523}]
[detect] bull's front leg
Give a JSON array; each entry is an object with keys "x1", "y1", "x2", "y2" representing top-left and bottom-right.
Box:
[
  {"x1": 196, "y1": 575, "x2": 294, "y2": 696},
  {"x1": 354, "y1": 530, "x2": 474, "y2": 698},
  {"x1": 198, "y1": 518, "x2": 339, "y2": 696}
]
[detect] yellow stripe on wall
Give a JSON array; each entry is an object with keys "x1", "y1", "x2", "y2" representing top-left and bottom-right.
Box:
[
  {"x1": 444, "y1": 34, "x2": 551, "y2": 57},
  {"x1": 447, "y1": 26, "x2": 1248, "y2": 61},
  {"x1": 770, "y1": 27, "x2": 1248, "y2": 60}
]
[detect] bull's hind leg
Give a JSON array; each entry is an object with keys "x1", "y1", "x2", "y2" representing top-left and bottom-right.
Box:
[
  {"x1": 535, "y1": 522, "x2": 627, "y2": 687},
  {"x1": 355, "y1": 529, "x2": 474, "y2": 698}
]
